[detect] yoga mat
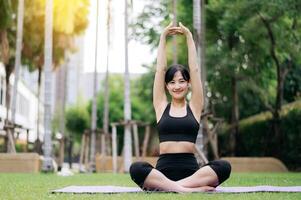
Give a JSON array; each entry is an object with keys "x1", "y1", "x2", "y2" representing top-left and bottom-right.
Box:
[
  {"x1": 215, "y1": 186, "x2": 301, "y2": 193},
  {"x1": 52, "y1": 185, "x2": 301, "y2": 194},
  {"x1": 52, "y1": 186, "x2": 142, "y2": 193}
]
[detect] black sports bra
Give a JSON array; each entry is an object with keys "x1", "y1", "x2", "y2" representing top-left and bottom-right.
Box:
[{"x1": 157, "y1": 103, "x2": 200, "y2": 143}]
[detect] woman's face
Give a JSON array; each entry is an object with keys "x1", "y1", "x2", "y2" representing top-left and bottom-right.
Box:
[{"x1": 166, "y1": 71, "x2": 189, "y2": 100}]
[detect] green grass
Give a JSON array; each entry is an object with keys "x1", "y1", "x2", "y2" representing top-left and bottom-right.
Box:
[{"x1": 0, "y1": 172, "x2": 300, "y2": 200}]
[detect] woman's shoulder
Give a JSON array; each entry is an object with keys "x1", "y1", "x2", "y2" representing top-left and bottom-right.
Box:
[{"x1": 188, "y1": 101, "x2": 201, "y2": 123}]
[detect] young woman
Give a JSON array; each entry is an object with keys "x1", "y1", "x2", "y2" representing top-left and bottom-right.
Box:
[{"x1": 129, "y1": 22, "x2": 231, "y2": 193}]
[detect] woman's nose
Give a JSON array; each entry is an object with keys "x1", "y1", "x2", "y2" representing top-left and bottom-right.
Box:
[{"x1": 174, "y1": 83, "x2": 181, "y2": 89}]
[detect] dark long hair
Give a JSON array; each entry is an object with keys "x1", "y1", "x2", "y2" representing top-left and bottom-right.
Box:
[{"x1": 165, "y1": 64, "x2": 190, "y2": 84}]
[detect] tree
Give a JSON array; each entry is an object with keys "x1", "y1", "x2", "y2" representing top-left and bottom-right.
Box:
[
  {"x1": 94, "y1": 74, "x2": 156, "y2": 154},
  {"x1": 133, "y1": 0, "x2": 193, "y2": 65},
  {"x1": 65, "y1": 99, "x2": 90, "y2": 168},
  {"x1": 0, "y1": 0, "x2": 17, "y2": 152},
  {"x1": 10, "y1": 1, "x2": 22, "y2": 122},
  {"x1": 21, "y1": 0, "x2": 89, "y2": 153},
  {"x1": 42, "y1": 0, "x2": 54, "y2": 171},
  {"x1": 206, "y1": 0, "x2": 272, "y2": 155},
  {"x1": 193, "y1": 0, "x2": 209, "y2": 158},
  {"x1": 206, "y1": 0, "x2": 301, "y2": 156},
  {"x1": 253, "y1": 0, "x2": 301, "y2": 154},
  {"x1": 205, "y1": 0, "x2": 252, "y2": 155},
  {"x1": 66, "y1": 103, "x2": 90, "y2": 138},
  {"x1": 89, "y1": 0, "x2": 99, "y2": 172},
  {"x1": 283, "y1": 64, "x2": 301, "y2": 102},
  {"x1": 10, "y1": 0, "x2": 25, "y2": 153},
  {"x1": 102, "y1": 0, "x2": 112, "y2": 156},
  {"x1": 133, "y1": 0, "x2": 301, "y2": 158},
  {"x1": 123, "y1": 0, "x2": 132, "y2": 173}
]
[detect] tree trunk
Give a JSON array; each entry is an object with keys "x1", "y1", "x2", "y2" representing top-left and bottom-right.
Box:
[
  {"x1": 203, "y1": 116, "x2": 219, "y2": 159},
  {"x1": 142, "y1": 125, "x2": 150, "y2": 158},
  {"x1": 229, "y1": 76, "x2": 239, "y2": 156},
  {"x1": 102, "y1": 0, "x2": 112, "y2": 156},
  {"x1": 258, "y1": 13, "x2": 292, "y2": 156},
  {"x1": 5, "y1": 66, "x2": 11, "y2": 123},
  {"x1": 57, "y1": 56, "x2": 68, "y2": 170},
  {"x1": 34, "y1": 67, "x2": 42, "y2": 154},
  {"x1": 57, "y1": 137, "x2": 64, "y2": 171},
  {"x1": 123, "y1": 0, "x2": 132, "y2": 173},
  {"x1": 89, "y1": 0, "x2": 100, "y2": 172},
  {"x1": 4, "y1": 68, "x2": 11, "y2": 152},
  {"x1": 7, "y1": 0, "x2": 25, "y2": 154},
  {"x1": 11, "y1": 0, "x2": 24, "y2": 127},
  {"x1": 193, "y1": 0, "x2": 206, "y2": 105},
  {"x1": 193, "y1": 0, "x2": 208, "y2": 160},
  {"x1": 111, "y1": 124, "x2": 118, "y2": 173},
  {"x1": 272, "y1": 40, "x2": 283, "y2": 156},
  {"x1": 102, "y1": 69, "x2": 109, "y2": 155},
  {"x1": 1, "y1": 29, "x2": 14, "y2": 152},
  {"x1": 258, "y1": 13, "x2": 292, "y2": 157},
  {"x1": 42, "y1": 0, "x2": 54, "y2": 172},
  {"x1": 67, "y1": 136, "x2": 73, "y2": 169},
  {"x1": 272, "y1": 62, "x2": 290, "y2": 155},
  {"x1": 0, "y1": 31, "x2": 10, "y2": 65},
  {"x1": 4, "y1": 62, "x2": 16, "y2": 153}
]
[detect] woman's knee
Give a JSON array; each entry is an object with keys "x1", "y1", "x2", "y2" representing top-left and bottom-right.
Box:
[
  {"x1": 206, "y1": 160, "x2": 231, "y2": 184},
  {"x1": 129, "y1": 162, "x2": 154, "y2": 188}
]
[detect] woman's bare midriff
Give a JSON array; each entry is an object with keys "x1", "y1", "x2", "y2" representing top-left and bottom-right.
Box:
[{"x1": 159, "y1": 141, "x2": 195, "y2": 154}]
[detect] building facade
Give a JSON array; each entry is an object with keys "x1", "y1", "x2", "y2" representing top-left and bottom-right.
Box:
[{"x1": 0, "y1": 63, "x2": 44, "y2": 143}]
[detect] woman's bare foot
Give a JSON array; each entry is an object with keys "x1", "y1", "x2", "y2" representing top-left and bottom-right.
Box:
[{"x1": 177, "y1": 185, "x2": 216, "y2": 193}]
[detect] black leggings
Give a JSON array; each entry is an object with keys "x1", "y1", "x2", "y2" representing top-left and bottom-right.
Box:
[{"x1": 129, "y1": 153, "x2": 231, "y2": 189}]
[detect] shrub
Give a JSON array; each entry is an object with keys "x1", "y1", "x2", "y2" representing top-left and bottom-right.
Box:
[{"x1": 219, "y1": 108, "x2": 301, "y2": 171}]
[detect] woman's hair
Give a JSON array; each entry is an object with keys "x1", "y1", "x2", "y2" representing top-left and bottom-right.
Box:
[{"x1": 165, "y1": 64, "x2": 190, "y2": 84}]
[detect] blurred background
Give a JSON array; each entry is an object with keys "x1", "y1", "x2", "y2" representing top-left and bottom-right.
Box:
[{"x1": 0, "y1": 0, "x2": 300, "y2": 173}]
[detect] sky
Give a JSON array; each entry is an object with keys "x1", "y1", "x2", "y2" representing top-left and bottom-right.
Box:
[{"x1": 83, "y1": 0, "x2": 155, "y2": 74}]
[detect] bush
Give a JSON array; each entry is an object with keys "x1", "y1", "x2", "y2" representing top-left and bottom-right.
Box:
[
  {"x1": 219, "y1": 108, "x2": 301, "y2": 171},
  {"x1": 281, "y1": 109, "x2": 301, "y2": 171}
]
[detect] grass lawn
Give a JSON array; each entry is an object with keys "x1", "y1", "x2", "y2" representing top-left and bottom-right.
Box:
[{"x1": 0, "y1": 172, "x2": 300, "y2": 200}]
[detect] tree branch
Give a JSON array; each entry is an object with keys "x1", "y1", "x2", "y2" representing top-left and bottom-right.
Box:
[{"x1": 257, "y1": 12, "x2": 281, "y2": 70}]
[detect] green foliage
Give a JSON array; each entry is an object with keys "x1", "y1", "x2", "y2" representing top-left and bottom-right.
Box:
[
  {"x1": 219, "y1": 103, "x2": 301, "y2": 171},
  {"x1": 81, "y1": 74, "x2": 156, "y2": 153},
  {"x1": 204, "y1": 0, "x2": 301, "y2": 124},
  {"x1": 0, "y1": 0, "x2": 13, "y2": 29},
  {"x1": 206, "y1": 0, "x2": 277, "y2": 121},
  {"x1": 62, "y1": 0, "x2": 301, "y2": 160},
  {"x1": 131, "y1": 71, "x2": 156, "y2": 124},
  {"x1": 280, "y1": 108, "x2": 301, "y2": 170},
  {"x1": 284, "y1": 63, "x2": 301, "y2": 102},
  {"x1": 0, "y1": 0, "x2": 17, "y2": 66},
  {"x1": 133, "y1": 0, "x2": 193, "y2": 66},
  {"x1": 86, "y1": 75, "x2": 124, "y2": 129},
  {"x1": 65, "y1": 102, "x2": 90, "y2": 139},
  {"x1": 132, "y1": 0, "x2": 301, "y2": 160},
  {"x1": 22, "y1": 0, "x2": 89, "y2": 71},
  {"x1": 86, "y1": 74, "x2": 156, "y2": 129}
]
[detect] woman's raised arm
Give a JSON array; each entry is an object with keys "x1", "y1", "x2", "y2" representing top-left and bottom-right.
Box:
[
  {"x1": 179, "y1": 22, "x2": 204, "y2": 120},
  {"x1": 153, "y1": 23, "x2": 179, "y2": 119}
]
